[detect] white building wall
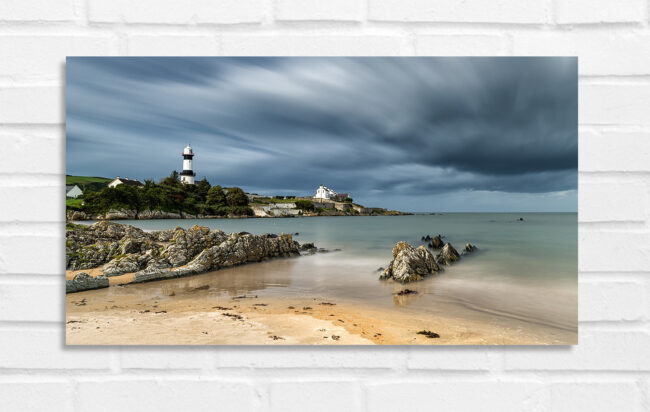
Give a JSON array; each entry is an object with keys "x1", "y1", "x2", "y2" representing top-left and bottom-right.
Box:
[
  {"x1": 3, "y1": 2, "x2": 650, "y2": 411},
  {"x1": 180, "y1": 174, "x2": 194, "y2": 184},
  {"x1": 182, "y1": 158, "x2": 192, "y2": 172}
]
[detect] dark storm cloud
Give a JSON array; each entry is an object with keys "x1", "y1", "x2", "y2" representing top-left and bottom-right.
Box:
[{"x1": 66, "y1": 57, "x2": 577, "y2": 211}]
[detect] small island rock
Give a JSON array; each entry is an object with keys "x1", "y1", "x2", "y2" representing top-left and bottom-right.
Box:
[
  {"x1": 430, "y1": 234, "x2": 444, "y2": 249},
  {"x1": 380, "y1": 242, "x2": 440, "y2": 283}
]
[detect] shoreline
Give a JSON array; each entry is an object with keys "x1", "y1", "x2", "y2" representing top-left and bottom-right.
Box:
[
  {"x1": 67, "y1": 212, "x2": 414, "y2": 222},
  {"x1": 66, "y1": 284, "x2": 576, "y2": 345}
]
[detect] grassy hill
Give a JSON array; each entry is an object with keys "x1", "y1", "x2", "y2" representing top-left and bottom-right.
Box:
[
  {"x1": 66, "y1": 175, "x2": 112, "y2": 185},
  {"x1": 66, "y1": 175, "x2": 112, "y2": 193}
]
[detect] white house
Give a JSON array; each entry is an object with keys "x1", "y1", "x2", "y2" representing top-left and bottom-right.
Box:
[
  {"x1": 66, "y1": 185, "x2": 83, "y2": 198},
  {"x1": 314, "y1": 185, "x2": 350, "y2": 202},
  {"x1": 314, "y1": 185, "x2": 337, "y2": 200},
  {"x1": 108, "y1": 177, "x2": 144, "y2": 188}
]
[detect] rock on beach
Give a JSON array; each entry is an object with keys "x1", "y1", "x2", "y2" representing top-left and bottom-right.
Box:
[
  {"x1": 380, "y1": 242, "x2": 441, "y2": 283},
  {"x1": 66, "y1": 221, "x2": 305, "y2": 291},
  {"x1": 380, "y1": 238, "x2": 469, "y2": 283}
]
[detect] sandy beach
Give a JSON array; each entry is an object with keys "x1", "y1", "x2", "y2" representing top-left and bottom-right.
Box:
[{"x1": 66, "y1": 268, "x2": 576, "y2": 345}]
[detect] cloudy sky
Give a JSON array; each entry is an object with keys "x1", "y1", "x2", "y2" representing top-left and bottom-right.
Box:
[{"x1": 66, "y1": 57, "x2": 577, "y2": 212}]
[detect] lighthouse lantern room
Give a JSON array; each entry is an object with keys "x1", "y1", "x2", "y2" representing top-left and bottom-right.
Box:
[{"x1": 180, "y1": 144, "x2": 196, "y2": 185}]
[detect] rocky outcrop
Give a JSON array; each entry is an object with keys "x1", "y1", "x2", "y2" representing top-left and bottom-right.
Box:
[
  {"x1": 381, "y1": 239, "x2": 473, "y2": 283},
  {"x1": 436, "y1": 243, "x2": 460, "y2": 265},
  {"x1": 66, "y1": 221, "x2": 307, "y2": 291},
  {"x1": 138, "y1": 210, "x2": 182, "y2": 219},
  {"x1": 67, "y1": 209, "x2": 189, "y2": 221},
  {"x1": 101, "y1": 253, "x2": 141, "y2": 277},
  {"x1": 66, "y1": 221, "x2": 155, "y2": 270},
  {"x1": 132, "y1": 232, "x2": 298, "y2": 284},
  {"x1": 66, "y1": 210, "x2": 90, "y2": 221},
  {"x1": 66, "y1": 272, "x2": 109, "y2": 293},
  {"x1": 166, "y1": 225, "x2": 228, "y2": 266},
  {"x1": 380, "y1": 242, "x2": 441, "y2": 283}
]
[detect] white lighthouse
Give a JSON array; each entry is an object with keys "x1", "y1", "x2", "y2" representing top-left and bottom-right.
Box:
[{"x1": 180, "y1": 144, "x2": 196, "y2": 185}]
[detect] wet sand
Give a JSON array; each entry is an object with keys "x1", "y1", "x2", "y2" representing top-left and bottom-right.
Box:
[{"x1": 66, "y1": 269, "x2": 576, "y2": 345}]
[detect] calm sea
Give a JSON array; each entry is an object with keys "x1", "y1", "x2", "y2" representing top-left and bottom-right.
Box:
[{"x1": 84, "y1": 213, "x2": 578, "y2": 335}]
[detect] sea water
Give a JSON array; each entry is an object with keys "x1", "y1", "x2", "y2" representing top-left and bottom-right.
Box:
[{"x1": 85, "y1": 213, "x2": 577, "y2": 335}]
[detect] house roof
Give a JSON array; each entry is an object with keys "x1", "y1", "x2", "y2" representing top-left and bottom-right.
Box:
[
  {"x1": 115, "y1": 178, "x2": 144, "y2": 187},
  {"x1": 66, "y1": 185, "x2": 79, "y2": 192}
]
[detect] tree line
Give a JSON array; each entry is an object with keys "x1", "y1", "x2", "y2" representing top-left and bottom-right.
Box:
[{"x1": 73, "y1": 171, "x2": 253, "y2": 216}]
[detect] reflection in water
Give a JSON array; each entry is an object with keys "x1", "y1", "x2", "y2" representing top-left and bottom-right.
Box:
[
  {"x1": 392, "y1": 292, "x2": 422, "y2": 307},
  {"x1": 119, "y1": 258, "x2": 298, "y2": 301}
]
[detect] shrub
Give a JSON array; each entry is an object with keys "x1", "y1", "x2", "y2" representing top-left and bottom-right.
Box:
[
  {"x1": 206, "y1": 185, "x2": 226, "y2": 206},
  {"x1": 295, "y1": 199, "x2": 314, "y2": 211},
  {"x1": 226, "y1": 187, "x2": 249, "y2": 206}
]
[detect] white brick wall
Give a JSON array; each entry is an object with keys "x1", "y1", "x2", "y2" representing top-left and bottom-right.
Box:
[{"x1": 1, "y1": 1, "x2": 649, "y2": 410}]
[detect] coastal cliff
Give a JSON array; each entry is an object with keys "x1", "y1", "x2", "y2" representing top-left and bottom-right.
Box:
[{"x1": 66, "y1": 221, "x2": 303, "y2": 293}]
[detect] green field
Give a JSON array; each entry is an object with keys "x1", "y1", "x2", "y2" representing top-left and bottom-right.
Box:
[
  {"x1": 66, "y1": 175, "x2": 112, "y2": 193},
  {"x1": 66, "y1": 175, "x2": 112, "y2": 185},
  {"x1": 66, "y1": 198, "x2": 84, "y2": 208}
]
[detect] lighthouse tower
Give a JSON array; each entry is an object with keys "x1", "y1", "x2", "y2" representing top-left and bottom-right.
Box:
[{"x1": 180, "y1": 144, "x2": 196, "y2": 185}]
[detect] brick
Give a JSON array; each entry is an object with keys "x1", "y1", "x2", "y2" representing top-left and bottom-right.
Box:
[
  {"x1": 416, "y1": 34, "x2": 508, "y2": 56},
  {"x1": 0, "y1": 187, "x2": 64, "y2": 222},
  {"x1": 513, "y1": 32, "x2": 650, "y2": 75},
  {"x1": 579, "y1": 280, "x2": 646, "y2": 321},
  {"x1": 270, "y1": 382, "x2": 362, "y2": 412},
  {"x1": 368, "y1": 0, "x2": 548, "y2": 24},
  {"x1": 0, "y1": 283, "x2": 63, "y2": 322},
  {"x1": 76, "y1": 380, "x2": 257, "y2": 412},
  {"x1": 0, "y1": 329, "x2": 111, "y2": 369},
  {"x1": 89, "y1": 0, "x2": 265, "y2": 24},
  {"x1": 0, "y1": 0, "x2": 75, "y2": 22},
  {"x1": 127, "y1": 35, "x2": 219, "y2": 56},
  {"x1": 579, "y1": 180, "x2": 646, "y2": 222},
  {"x1": 0, "y1": 382, "x2": 73, "y2": 412},
  {"x1": 579, "y1": 230, "x2": 650, "y2": 272},
  {"x1": 221, "y1": 35, "x2": 407, "y2": 55},
  {"x1": 275, "y1": 0, "x2": 364, "y2": 21},
  {"x1": 0, "y1": 129, "x2": 63, "y2": 174},
  {"x1": 366, "y1": 382, "x2": 546, "y2": 412},
  {"x1": 407, "y1": 347, "x2": 492, "y2": 370},
  {"x1": 0, "y1": 36, "x2": 115, "y2": 83},
  {"x1": 505, "y1": 330, "x2": 650, "y2": 370},
  {"x1": 0, "y1": 236, "x2": 64, "y2": 275},
  {"x1": 215, "y1": 347, "x2": 405, "y2": 368},
  {"x1": 580, "y1": 130, "x2": 650, "y2": 172},
  {"x1": 120, "y1": 348, "x2": 212, "y2": 369},
  {"x1": 555, "y1": 0, "x2": 645, "y2": 24},
  {"x1": 580, "y1": 84, "x2": 650, "y2": 125},
  {"x1": 0, "y1": 87, "x2": 62, "y2": 124},
  {"x1": 548, "y1": 382, "x2": 643, "y2": 412}
]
